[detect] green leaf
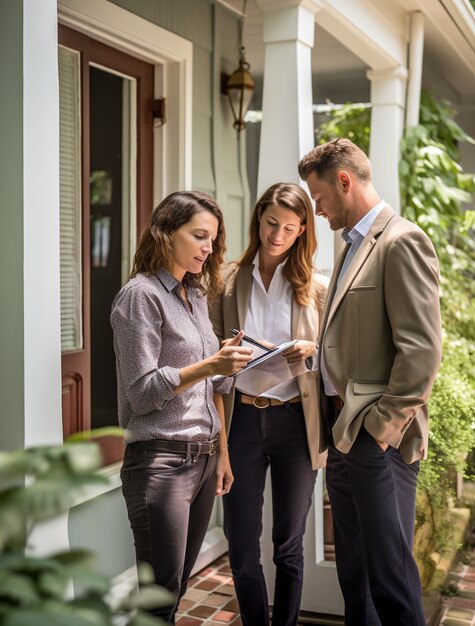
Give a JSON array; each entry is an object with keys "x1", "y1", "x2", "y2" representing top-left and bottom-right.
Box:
[
  {"x1": 126, "y1": 586, "x2": 175, "y2": 611},
  {"x1": 54, "y1": 550, "x2": 97, "y2": 569},
  {"x1": 0, "y1": 571, "x2": 40, "y2": 603},
  {"x1": 66, "y1": 428, "x2": 124, "y2": 444},
  {"x1": 399, "y1": 159, "x2": 410, "y2": 176},
  {"x1": 68, "y1": 570, "x2": 111, "y2": 595},
  {"x1": 37, "y1": 571, "x2": 71, "y2": 599},
  {"x1": 4, "y1": 605, "x2": 110, "y2": 626},
  {"x1": 136, "y1": 562, "x2": 155, "y2": 585}
]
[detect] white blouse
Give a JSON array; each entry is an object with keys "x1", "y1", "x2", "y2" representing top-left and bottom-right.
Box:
[{"x1": 244, "y1": 251, "x2": 300, "y2": 401}]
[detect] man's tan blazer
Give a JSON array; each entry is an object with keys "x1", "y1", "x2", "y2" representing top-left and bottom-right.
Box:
[
  {"x1": 320, "y1": 205, "x2": 442, "y2": 464},
  {"x1": 210, "y1": 263, "x2": 329, "y2": 470}
]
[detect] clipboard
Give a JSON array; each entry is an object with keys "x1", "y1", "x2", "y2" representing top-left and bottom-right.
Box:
[{"x1": 211, "y1": 340, "x2": 297, "y2": 383}]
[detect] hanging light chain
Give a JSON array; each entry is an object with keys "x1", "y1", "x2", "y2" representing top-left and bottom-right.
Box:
[{"x1": 238, "y1": 0, "x2": 248, "y2": 62}]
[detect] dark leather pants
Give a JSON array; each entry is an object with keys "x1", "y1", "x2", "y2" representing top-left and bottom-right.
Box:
[{"x1": 121, "y1": 443, "x2": 218, "y2": 624}]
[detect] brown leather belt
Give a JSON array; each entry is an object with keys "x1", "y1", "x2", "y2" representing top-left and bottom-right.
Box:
[
  {"x1": 129, "y1": 437, "x2": 219, "y2": 456},
  {"x1": 240, "y1": 394, "x2": 301, "y2": 409},
  {"x1": 330, "y1": 396, "x2": 344, "y2": 412}
]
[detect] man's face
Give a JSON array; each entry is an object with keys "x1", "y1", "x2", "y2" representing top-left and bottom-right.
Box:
[{"x1": 305, "y1": 170, "x2": 351, "y2": 231}]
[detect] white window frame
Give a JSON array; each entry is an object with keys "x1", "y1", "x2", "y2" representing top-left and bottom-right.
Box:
[{"x1": 58, "y1": 0, "x2": 193, "y2": 201}]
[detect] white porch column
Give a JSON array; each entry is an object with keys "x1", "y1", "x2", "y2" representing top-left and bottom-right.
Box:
[
  {"x1": 367, "y1": 67, "x2": 407, "y2": 214},
  {"x1": 256, "y1": 1, "x2": 318, "y2": 194},
  {"x1": 23, "y1": 0, "x2": 63, "y2": 448},
  {"x1": 0, "y1": 0, "x2": 67, "y2": 557},
  {"x1": 256, "y1": 0, "x2": 334, "y2": 272},
  {"x1": 406, "y1": 12, "x2": 425, "y2": 128}
]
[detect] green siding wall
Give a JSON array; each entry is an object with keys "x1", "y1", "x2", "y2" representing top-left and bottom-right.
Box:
[
  {"x1": 0, "y1": 1, "x2": 25, "y2": 451},
  {"x1": 108, "y1": 0, "x2": 249, "y2": 258}
]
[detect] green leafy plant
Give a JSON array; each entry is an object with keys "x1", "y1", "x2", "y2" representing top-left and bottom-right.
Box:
[
  {"x1": 0, "y1": 443, "x2": 173, "y2": 625},
  {"x1": 316, "y1": 102, "x2": 371, "y2": 153},
  {"x1": 317, "y1": 91, "x2": 475, "y2": 586}
]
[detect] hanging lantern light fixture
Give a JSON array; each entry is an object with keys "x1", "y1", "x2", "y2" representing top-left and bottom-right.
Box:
[{"x1": 226, "y1": 0, "x2": 254, "y2": 133}]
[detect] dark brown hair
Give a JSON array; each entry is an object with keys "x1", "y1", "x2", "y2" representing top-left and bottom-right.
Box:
[
  {"x1": 298, "y1": 137, "x2": 371, "y2": 183},
  {"x1": 238, "y1": 183, "x2": 317, "y2": 306},
  {"x1": 131, "y1": 191, "x2": 226, "y2": 301}
]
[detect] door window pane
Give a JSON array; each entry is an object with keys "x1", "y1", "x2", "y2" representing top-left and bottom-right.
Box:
[{"x1": 89, "y1": 66, "x2": 136, "y2": 431}]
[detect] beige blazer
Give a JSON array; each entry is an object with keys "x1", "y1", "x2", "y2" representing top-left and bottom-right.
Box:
[
  {"x1": 320, "y1": 205, "x2": 442, "y2": 464},
  {"x1": 210, "y1": 263, "x2": 329, "y2": 470}
]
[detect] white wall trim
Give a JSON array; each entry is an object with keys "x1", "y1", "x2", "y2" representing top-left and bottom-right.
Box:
[
  {"x1": 23, "y1": 0, "x2": 63, "y2": 448},
  {"x1": 58, "y1": 0, "x2": 193, "y2": 193}
]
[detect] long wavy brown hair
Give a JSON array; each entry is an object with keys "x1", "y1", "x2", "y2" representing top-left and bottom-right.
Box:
[
  {"x1": 131, "y1": 191, "x2": 226, "y2": 301},
  {"x1": 238, "y1": 183, "x2": 317, "y2": 306}
]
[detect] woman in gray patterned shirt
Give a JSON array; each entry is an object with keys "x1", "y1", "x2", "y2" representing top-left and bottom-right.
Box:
[{"x1": 111, "y1": 191, "x2": 252, "y2": 624}]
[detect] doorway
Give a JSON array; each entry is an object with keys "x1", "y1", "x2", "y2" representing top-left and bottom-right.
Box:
[
  {"x1": 59, "y1": 26, "x2": 153, "y2": 464},
  {"x1": 89, "y1": 66, "x2": 134, "y2": 435}
]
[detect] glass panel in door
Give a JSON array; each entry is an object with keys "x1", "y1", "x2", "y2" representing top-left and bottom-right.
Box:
[{"x1": 89, "y1": 65, "x2": 136, "y2": 443}]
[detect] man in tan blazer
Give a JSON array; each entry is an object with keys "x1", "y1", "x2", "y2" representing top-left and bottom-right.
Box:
[{"x1": 298, "y1": 138, "x2": 442, "y2": 626}]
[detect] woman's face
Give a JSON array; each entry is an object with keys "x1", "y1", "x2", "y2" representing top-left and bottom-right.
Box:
[
  {"x1": 170, "y1": 210, "x2": 219, "y2": 281},
  {"x1": 258, "y1": 203, "x2": 305, "y2": 262}
]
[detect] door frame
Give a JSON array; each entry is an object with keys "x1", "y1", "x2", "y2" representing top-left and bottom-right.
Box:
[
  {"x1": 59, "y1": 25, "x2": 154, "y2": 462},
  {"x1": 58, "y1": 0, "x2": 193, "y2": 201}
]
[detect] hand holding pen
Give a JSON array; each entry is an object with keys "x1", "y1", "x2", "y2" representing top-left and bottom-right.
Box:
[{"x1": 230, "y1": 329, "x2": 276, "y2": 352}]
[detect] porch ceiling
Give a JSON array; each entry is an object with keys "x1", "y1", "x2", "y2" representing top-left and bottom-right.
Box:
[{"x1": 222, "y1": 0, "x2": 475, "y2": 102}]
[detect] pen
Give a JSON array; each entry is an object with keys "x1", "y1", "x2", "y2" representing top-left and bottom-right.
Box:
[{"x1": 230, "y1": 328, "x2": 274, "y2": 352}]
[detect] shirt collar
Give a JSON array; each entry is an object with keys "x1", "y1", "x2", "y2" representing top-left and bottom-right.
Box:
[
  {"x1": 341, "y1": 199, "x2": 386, "y2": 244},
  {"x1": 156, "y1": 267, "x2": 182, "y2": 293}
]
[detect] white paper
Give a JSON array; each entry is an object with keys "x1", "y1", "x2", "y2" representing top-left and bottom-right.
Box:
[{"x1": 235, "y1": 352, "x2": 307, "y2": 396}]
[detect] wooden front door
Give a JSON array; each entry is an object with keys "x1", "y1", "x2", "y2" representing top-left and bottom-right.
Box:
[{"x1": 59, "y1": 25, "x2": 154, "y2": 464}]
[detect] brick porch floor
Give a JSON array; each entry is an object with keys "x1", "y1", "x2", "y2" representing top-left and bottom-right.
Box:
[
  {"x1": 176, "y1": 554, "x2": 241, "y2": 626},
  {"x1": 437, "y1": 561, "x2": 475, "y2": 625},
  {"x1": 176, "y1": 554, "x2": 324, "y2": 625},
  {"x1": 176, "y1": 554, "x2": 346, "y2": 626},
  {"x1": 178, "y1": 548, "x2": 475, "y2": 625}
]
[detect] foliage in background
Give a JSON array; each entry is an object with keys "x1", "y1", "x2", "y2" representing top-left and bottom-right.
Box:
[
  {"x1": 316, "y1": 102, "x2": 371, "y2": 153},
  {"x1": 317, "y1": 91, "x2": 475, "y2": 585},
  {"x1": 0, "y1": 443, "x2": 172, "y2": 626}
]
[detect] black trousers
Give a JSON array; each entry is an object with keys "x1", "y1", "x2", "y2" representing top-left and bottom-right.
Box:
[
  {"x1": 326, "y1": 425, "x2": 425, "y2": 626},
  {"x1": 223, "y1": 399, "x2": 317, "y2": 626},
  {"x1": 120, "y1": 443, "x2": 218, "y2": 624}
]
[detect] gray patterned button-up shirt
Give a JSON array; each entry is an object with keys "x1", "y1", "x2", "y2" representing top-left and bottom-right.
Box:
[{"x1": 110, "y1": 268, "x2": 232, "y2": 444}]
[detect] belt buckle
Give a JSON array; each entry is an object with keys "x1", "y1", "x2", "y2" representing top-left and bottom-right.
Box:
[{"x1": 253, "y1": 396, "x2": 270, "y2": 409}]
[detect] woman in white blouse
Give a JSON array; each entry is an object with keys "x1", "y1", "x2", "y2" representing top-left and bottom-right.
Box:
[{"x1": 210, "y1": 183, "x2": 329, "y2": 626}]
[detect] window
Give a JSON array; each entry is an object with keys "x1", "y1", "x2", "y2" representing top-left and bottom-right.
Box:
[{"x1": 59, "y1": 46, "x2": 82, "y2": 353}]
